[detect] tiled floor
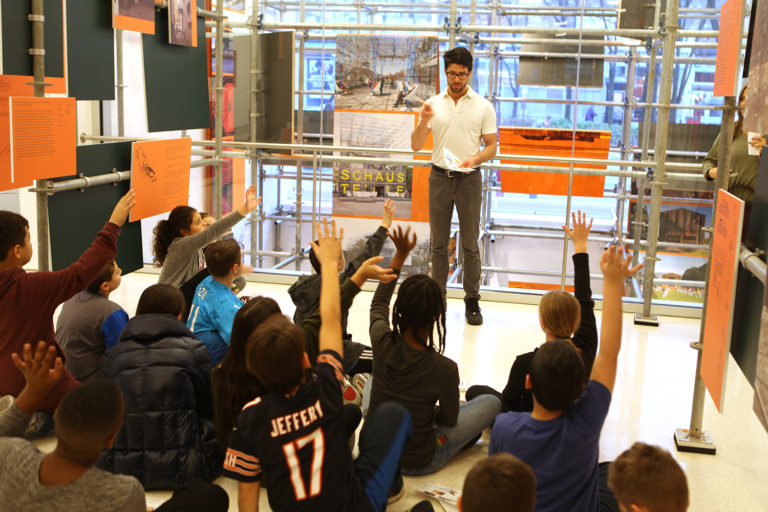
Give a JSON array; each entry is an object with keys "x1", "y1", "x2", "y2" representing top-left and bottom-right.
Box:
[{"x1": 40, "y1": 272, "x2": 768, "y2": 511}]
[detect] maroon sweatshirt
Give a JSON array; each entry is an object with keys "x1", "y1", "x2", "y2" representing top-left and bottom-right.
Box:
[{"x1": 0, "y1": 222, "x2": 120, "y2": 411}]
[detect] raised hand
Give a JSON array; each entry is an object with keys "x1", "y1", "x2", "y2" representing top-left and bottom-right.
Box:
[
  {"x1": 419, "y1": 103, "x2": 434, "y2": 124},
  {"x1": 238, "y1": 185, "x2": 262, "y2": 215},
  {"x1": 389, "y1": 225, "x2": 417, "y2": 256},
  {"x1": 108, "y1": 189, "x2": 136, "y2": 226},
  {"x1": 562, "y1": 210, "x2": 593, "y2": 254},
  {"x1": 11, "y1": 341, "x2": 64, "y2": 414},
  {"x1": 599, "y1": 245, "x2": 643, "y2": 283},
  {"x1": 310, "y1": 219, "x2": 344, "y2": 269},
  {"x1": 351, "y1": 256, "x2": 397, "y2": 287},
  {"x1": 381, "y1": 199, "x2": 396, "y2": 230}
]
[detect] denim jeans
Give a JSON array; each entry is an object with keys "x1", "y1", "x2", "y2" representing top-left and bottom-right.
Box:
[{"x1": 402, "y1": 393, "x2": 501, "y2": 476}]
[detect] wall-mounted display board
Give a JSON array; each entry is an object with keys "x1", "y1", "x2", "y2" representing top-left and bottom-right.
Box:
[
  {"x1": 745, "y1": 0, "x2": 768, "y2": 133},
  {"x1": 498, "y1": 127, "x2": 610, "y2": 196},
  {"x1": 517, "y1": 33, "x2": 604, "y2": 88},
  {"x1": 0, "y1": 0, "x2": 66, "y2": 96},
  {"x1": 9, "y1": 97, "x2": 76, "y2": 183},
  {"x1": 701, "y1": 189, "x2": 744, "y2": 412},
  {"x1": 129, "y1": 138, "x2": 191, "y2": 222},
  {"x1": 67, "y1": 0, "x2": 115, "y2": 100},
  {"x1": 730, "y1": 148, "x2": 768, "y2": 389},
  {"x1": 113, "y1": 0, "x2": 156, "y2": 34},
  {"x1": 233, "y1": 32, "x2": 294, "y2": 143},
  {"x1": 618, "y1": 0, "x2": 665, "y2": 31},
  {"x1": 143, "y1": 0, "x2": 209, "y2": 132},
  {"x1": 48, "y1": 142, "x2": 143, "y2": 274}
]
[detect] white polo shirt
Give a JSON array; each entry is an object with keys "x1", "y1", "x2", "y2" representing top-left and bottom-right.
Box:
[{"x1": 423, "y1": 86, "x2": 497, "y2": 169}]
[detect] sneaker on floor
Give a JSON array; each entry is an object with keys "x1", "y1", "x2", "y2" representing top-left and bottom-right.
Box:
[
  {"x1": 465, "y1": 298, "x2": 483, "y2": 325},
  {"x1": 0, "y1": 395, "x2": 13, "y2": 416},
  {"x1": 387, "y1": 475, "x2": 404, "y2": 505},
  {"x1": 26, "y1": 410, "x2": 55, "y2": 435},
  {"x1": 342, "y1": 380, "x2": 362, "y2": 406}
]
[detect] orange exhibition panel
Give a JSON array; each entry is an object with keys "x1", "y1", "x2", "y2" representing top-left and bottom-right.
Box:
[{"x1": 498, "y1": 127, "x2": 610, "y2": 197}]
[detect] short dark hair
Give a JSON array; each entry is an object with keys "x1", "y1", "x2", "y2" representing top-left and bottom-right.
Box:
[
  {"x1": 0, "y1": 211, "x2": 29, "y2": 260},
  {"x1": 86, "y1": 259, "x2": 116, "y2": 294},
  {"x1": 56, "y1": 379, "x2": 124, "y2": 446},
  {"x1": 608, "y1": 443, "x2": 689, "y2": 512},
  {"x1": 461, "y1": 453, "x2": 537, "y2": 512},
  {"x1": 136, "y1": 284, "x2": 185, "y2": 316},
  {"x1": 205, "y1": 239, "x2": 242, "y2": 278},
  {"x1": 444, "y1": 46, "x2": 473, "y2": 72},
  {"x1": 245, "y1": 315, "x2": 306, "y2": 394},
  {"x1": 529, "y1": 339, "x2": 585, "y2": 411},
  {"x1": 392, "y1": 274, "x2": 446, "y2": 354}
]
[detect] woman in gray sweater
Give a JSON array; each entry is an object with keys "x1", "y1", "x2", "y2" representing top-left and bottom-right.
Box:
[{"x1": 154, "y1": 186, "x2": 260, "y2": 288}]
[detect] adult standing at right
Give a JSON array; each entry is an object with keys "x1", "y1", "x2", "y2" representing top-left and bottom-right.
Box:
[
  {"x1": 411, "y1": 47, "x2": 497, "y2": 325},
  {"x1": 702, "y1": 84, "x2": 766, "y2": 236}
]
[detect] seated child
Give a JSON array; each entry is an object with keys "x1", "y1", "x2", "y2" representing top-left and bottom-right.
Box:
[
  {"x1": 99, "y1": 284, "x2": 224, "y2": 490},
  {"x1": 214, "y1": 254, "x2": 391, "y2": 448},
  {"x1": 56, "y1": 259, "x2": 128, "y2": 382},
  {"x1": 365, "y1": 226, "x2": 501, "y2": 475},
  {"x1": 288, "y1": 199, "x2": 395, "y2": 374},
  {"x1": 187, "y1": 239, "x2": 244, "y2": 365},
  {"x1": 0, "y1": 341, "x2": 228, "y2": 511},
  {"x1": 0, "y1": 190, "x2": 134, "y2": 411},
  {"x1": 608, "y1": 443, "x2": 689, "y2": 512},
  {"x1": 408, "y1": 452, "x2": 537, "y2": 512},
  {"x1": 490, "y1": 245, "x2": 642, "y2": 512},
  {"x1": 223, "y1": 219, "x2": 412, "y2": 512},
  {"x1": 154, "y1": 185, "x2": 260, "y2": 288},
  {"x1": 466, "y1": 211, "x2": 596, "y2": 412}
]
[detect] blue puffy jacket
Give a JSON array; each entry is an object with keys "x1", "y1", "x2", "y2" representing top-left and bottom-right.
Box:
[{"x1": 97, "y1": 314, "x2": 224, "y2": 490}]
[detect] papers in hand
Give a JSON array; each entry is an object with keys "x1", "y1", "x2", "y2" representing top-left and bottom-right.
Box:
[
  {"x1": 748, "y1": 132, "x2": 762, "y2": 156},
  {"x1": 443, "y1": 148, "x2": 473, "y2": 173}
]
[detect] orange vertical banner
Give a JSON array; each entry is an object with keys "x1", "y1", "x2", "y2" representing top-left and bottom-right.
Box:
[
  {"x1": 713, "y1": 0, "x2": 743, "y2": 97},
  {"x1": 701, "y1": 189, "x2": 744, "y2": 412},
  {"x1": 9, "y1": 97, "x2": 76, "y2": 183},
  {"x1": 129, "y1": 138, "x2": 192, "y2": 221}
]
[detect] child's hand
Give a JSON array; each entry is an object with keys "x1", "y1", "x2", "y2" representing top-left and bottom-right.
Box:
[
  {"x1": 11, "y1": 342, "x2": 64, "y2": 415},
  {"x1": 351, "y1": 256, "x2": 397, "y2": 287},
  {"x1": 310, "y1": 219, "x2": 344, "y2": 269},
  {"x1": 238, "y1": 185, "x2": 262, "y2": 215},
  {"x1": 389, "y1": 225, "x2": 417, "y2": 256},
  {"x1": 599, "y1": 245, "x2": 643, "y2": 284},
  {"x1": 108, "y1": 190, "x2": 136, "y2": 226},
  {"x1": 381, "y1": 199, "x2": 396, "y2": 230},
  {"x1": 562, "y1": 210, "x2": 593, "y2": 254}
]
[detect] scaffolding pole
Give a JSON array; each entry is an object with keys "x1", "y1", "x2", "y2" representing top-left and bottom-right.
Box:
[
  {"x1": 635, "y1": 0, "x2": 679, "y2": 327},
  {"x1": 250, "y1": 0, "x2": 262, "y2": 268},
  {"x1": 213, "y1": 1, "x2": 225, "y2": 219}
]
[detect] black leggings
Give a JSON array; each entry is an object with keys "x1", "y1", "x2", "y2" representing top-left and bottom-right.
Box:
[{"x1": 155, "y1": 481, "x2": 229, "y2": 512}]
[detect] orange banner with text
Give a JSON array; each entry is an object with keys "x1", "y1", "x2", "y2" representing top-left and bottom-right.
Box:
[
  {"x1": 701, "y1": 189, "x2": 744, "y2": 412},
  {"x1": 129, "y1": 138, "x2": 192, "y2": 221}
]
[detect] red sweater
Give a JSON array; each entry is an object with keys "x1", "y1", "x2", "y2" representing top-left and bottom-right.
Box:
[{"x1": 0, "y1": 222, "x2": 120, "y2": 411}]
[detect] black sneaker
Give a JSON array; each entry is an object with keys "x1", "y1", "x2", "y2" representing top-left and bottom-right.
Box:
[{"x1": 465, "y1": 298, "x2": 483, "y2": 325}]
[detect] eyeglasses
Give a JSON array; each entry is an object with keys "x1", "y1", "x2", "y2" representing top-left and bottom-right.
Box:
[{"x1": 446, "y1": 71, "x2": 469, "y2": 80}]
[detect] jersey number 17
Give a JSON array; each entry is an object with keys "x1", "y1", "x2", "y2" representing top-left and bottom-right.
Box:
[{"x1": 282, "y1": 427, "x2": 326, "y2": 500}]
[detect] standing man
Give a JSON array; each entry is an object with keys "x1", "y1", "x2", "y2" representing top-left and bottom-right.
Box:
[{"x1": 411, "y1": 46, "x2": 497, "y2": 325}]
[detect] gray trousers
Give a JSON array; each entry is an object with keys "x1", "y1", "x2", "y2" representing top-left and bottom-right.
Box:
[{"x1": 428, "y1": 165, "x2": 482, "y2": 300}]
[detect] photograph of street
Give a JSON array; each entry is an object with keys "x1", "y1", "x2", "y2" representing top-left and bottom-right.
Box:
[{"x1": 334, "y1": 35, "x2": 439, "y2": 112}]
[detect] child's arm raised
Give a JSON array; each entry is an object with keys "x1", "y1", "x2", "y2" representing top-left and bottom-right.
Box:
[
  {"x1": 589, "y1": 246, "x2": 642, "y2": 393},
  {"x1": 562, "y1": 209, "x2": 592, "y2": 255},
  {"x1": 564, "y1": 210, "x2": 598, "y2": 368},
  {"x1": 309, "y1": 219, "x2": 344, "y2": 357}
]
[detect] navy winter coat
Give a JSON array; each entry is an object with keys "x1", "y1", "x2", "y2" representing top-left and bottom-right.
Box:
[{"x1": 97, "y1": 314, "x2": 224, "y2": 490}]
